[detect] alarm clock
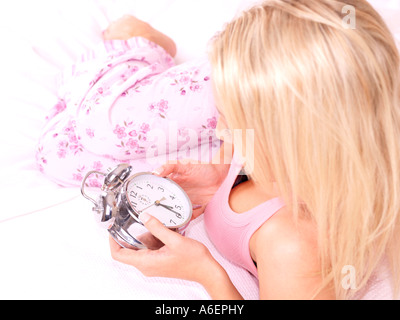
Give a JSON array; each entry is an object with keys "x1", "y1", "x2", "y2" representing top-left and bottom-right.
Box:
[{"x1": 81, "y1": 164, "x2": 193, "y2": 250}]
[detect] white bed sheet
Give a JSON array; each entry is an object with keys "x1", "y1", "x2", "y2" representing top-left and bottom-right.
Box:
[{"x1": 0, "y1": 0, "x2": 399, "y2": 300}]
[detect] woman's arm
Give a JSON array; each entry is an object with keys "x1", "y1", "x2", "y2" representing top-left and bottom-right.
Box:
[{"x1": 201, "y1": 260, "x2": 243, "y2": 300}]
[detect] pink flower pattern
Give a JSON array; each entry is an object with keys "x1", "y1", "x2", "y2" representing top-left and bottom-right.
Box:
[
  {"x1": 86, "y1": 128, "x2": 95, "y2": 138},
  {"x1": 36, "y1": 37, "x2": 219, "y2": 187},
  {"x1": 55, "y1": 120, "x2": 83, "y2": 159},
  {"x1": 113, "y1": 124, "x2": 127, "y2": 139},
  {"x1": 46, "y1": 99, "x2": 67, "y2": 121},
  {"x1": 207, "y1": 116, "x2": 218, "y2": 129},
  {"x1": 114, "y1": 121, "x2": 151, "y2": 156},
  {"x1": 149, "y1": 99, "x2": 169, "y2": 118},
  {"x1": 169, "y1": 68, "x2": 210, "y2": 97}
]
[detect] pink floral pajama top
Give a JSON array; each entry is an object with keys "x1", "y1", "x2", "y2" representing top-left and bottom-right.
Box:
[{"x1": 36, "y1": 37, "x2": 220, "y2": 187}]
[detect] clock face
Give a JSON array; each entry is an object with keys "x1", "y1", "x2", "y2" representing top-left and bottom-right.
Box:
[{"x1": 125, "y1": 173, "x2": 192, "y2": 228}]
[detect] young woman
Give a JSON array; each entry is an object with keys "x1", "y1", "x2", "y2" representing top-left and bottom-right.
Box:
[{"x1": 39, "y1": 0, "x2": 400, "y2": 299}]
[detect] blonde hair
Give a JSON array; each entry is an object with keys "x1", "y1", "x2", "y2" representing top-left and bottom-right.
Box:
[{"x1": 209, "y1": 0, "x2": 400, "y2": 299}]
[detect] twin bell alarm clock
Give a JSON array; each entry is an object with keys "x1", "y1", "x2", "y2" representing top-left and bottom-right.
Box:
[{"x1": 81, "y1": 164, "x2": 193, "y2": 250}]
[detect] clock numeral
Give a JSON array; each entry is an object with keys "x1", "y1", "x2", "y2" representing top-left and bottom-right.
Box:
[
  {"x1": 130, "y1": 191, "x2": 138, "y2": 198},
  {"x1": 158, "y1": 187, "x2": 165, "y2": 192},
  {"x1": 147, "y1": 184, "x2": 153, "y2": 190},
  {"x1": 175, "y1": 212, "x2": 183, "y2": 219},
  {"x1": 170, "y1": 219, "x2": 177, "y2": 225},
  {"x1": 169, "y1": 195, "x2": 176, "y2": 200},
  {"x1": 175, "y1": 205, "x2": 182, "y2": 211}
]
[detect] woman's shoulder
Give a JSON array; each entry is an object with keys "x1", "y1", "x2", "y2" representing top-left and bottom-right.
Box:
[
  {"x1": 250, "y1": 207, "x2": 335, "y2": 299},
  {"x1": 252, "y1": 207, "x2": 318, "y2": 264}
]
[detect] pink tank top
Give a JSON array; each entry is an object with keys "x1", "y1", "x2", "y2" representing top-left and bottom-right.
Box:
[{"x1": 204, "y1": 152, "x2": 286, "y2": 278}]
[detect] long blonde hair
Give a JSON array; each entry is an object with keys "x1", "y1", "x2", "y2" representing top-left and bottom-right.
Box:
[{"x1": 209, "y1": 0, "x2": 400, "y2": 299}]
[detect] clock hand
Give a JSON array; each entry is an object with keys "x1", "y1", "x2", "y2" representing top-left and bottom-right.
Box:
[
  {"x1": 138, "y1": 197, "x2": 166, "y2": 213},
  {"x1": 154, "y1": 197, "x2": 166, "y2": 206},
  {"x1": 138, "y1": 203, "x2": 156, "y2": 213},
  {"x1": 158, "y1": 203, "x2": 183, "y2": 219},
  {"x1": 158, "y1": 203, "x2": 173, "y2": 209}
]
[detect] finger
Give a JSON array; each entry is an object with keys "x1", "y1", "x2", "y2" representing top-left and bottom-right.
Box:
[
  {"x1": 109, "y1": 235, "x2": 147, "y2": 266},
  {"x1": 153, "y1": 163, "x2": 187, "y2": 184},
  {"x1": 153, "y1": 159, "x2": 202, "y2": 180},
  {"x1": 152, "y1": 163, "x2": 178, "y2": 177},
  {"x1": 153, "y1": 158, "x2": 201, "y2": 176},
  {"x1": 139, "y1": 212, "x2": 182, "y2": 247},
  {"x1": 109, "y1": 235, "x2": 131, "y2": 262}
]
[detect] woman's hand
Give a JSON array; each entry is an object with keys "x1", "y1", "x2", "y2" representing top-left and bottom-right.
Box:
[
  {"x1": 103, "y1": 15, "x2": 152, "y2": 41},
  {"x1": 109, "y1": 212, "x2": 243, "y2": 300},
  {"x1": 103, "y1": 15, "x2": 177, "y2": 57},
  {"x1": 110, "y1": 212, "x2": 214, "y2": 282},
  {"x1": 154, "y1": 145, "x2": 232, "y2": 219}
]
